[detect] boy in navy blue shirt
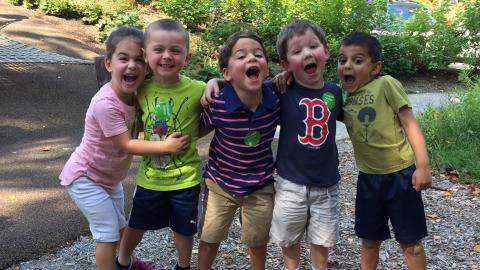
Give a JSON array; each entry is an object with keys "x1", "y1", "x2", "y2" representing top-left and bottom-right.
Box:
[
  {"x1": 198, "y1": 31, "x2": 280, "y2": 270},
  {"x1": 270, "y1": 19, "x2": 343, "y2": 270}
]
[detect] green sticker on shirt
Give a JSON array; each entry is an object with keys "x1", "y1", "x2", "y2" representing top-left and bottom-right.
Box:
[
  {"x1": 244, "y1": 130, "x2": 261, "y2": 147},
  {"x1": 322, "y1": 92, "x2": 335, "y2": 109}
]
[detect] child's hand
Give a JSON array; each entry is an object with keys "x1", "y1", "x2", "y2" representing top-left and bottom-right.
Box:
[
  {"x1": 412, "y1": 166, "x2": 432, "y2": 191},
  {"x1": 201, "y1": 78, "x2": 221, "y2": 108},
  {"x1": 272, "y1": 71, "x2": 292, "y2": 94},
  {"x1": 164, "y1": 132, "x2": 191, "y2": 154}
]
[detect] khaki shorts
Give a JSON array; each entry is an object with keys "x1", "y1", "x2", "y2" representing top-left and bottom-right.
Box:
[
  {"x1": 270, "y1": 175, "x2": 339, "y2": 247},
  {"x1": 199, "y1": 179, "x2": 274, "y2": 247}
]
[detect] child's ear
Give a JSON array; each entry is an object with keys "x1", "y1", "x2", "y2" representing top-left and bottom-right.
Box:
[
  {"x1": 184, "y1": 52, "x2": 192, "y2": 67},
  {"x1": 280, "y1": 60, "x2": 289, "y2": 71},
  {"x1": 142, "y1": 48, "x2": 147, "y2": 63},
  {"x1": 325, "y1": 47, "x2": 330, "y2": 60},
  {"x1": 371, "y1": 61, "x2": 382, "y2": 76},
  {"x1": 104, "y1": 56, "x2": 113, "y2": 72},
  {"x1": 222, "y1": 67, "x2": 232, "y2": 81}
]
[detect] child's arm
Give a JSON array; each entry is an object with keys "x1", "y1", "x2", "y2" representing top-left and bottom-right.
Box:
[
  {"x1": 200, "y1": 78, "x2": 227, "y2": 107},
  {"x1": 111, "y1": 131, "x2": 191, "y2": 156},
  {"x1": 272, "y1": 71, "x2": 292, "y2": 94},
  {"x1": 398, "y1": 107, "x2": 432, "y2": 191}
]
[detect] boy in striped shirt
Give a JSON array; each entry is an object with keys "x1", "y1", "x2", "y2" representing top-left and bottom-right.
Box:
[{"x1": 197, "y1": 31, "x2": 280, "y2": 270}]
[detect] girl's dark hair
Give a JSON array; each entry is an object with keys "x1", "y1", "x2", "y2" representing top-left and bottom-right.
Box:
[
  {"x1": 218, "y1": 31, "x2": 268, "y2": 70},
  {"x1": 105, "y1": 27, "x2": 144, "y2": 59},
  {"x1": 341, "y1": 32, "x2": 382, "y2": 63},
  {"x1": 144, "y1": 19, "x2": 190, "y2": 52}
]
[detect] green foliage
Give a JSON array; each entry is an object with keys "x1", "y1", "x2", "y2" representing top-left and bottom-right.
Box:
[
  {"x1": 459, "y1": 0, "x2": 480, "y2": 72},
  {"x1": 217, "y1": 0, "x2": 262, "y2": 23},
  {"x1": 7, "y1": 0, "x2": 22, "y2": 5},
  {"x1": 418, "y1": 77, "x2": 480, "y2": 183},
  {"x1": 23, "y1": 0, "x2": 39, "y2": 9},
  {"x1": 39, "y1": 0, "x2": 78, "y2": 17},
  {"x1": 97, "y1": 12, "x2": 144, "y2": 42},
  {"x1": 80, "y1": 4, "x2": 103, "y2": 25},
  {"x1": 379, "y1": 33, "x2": 425, "y2": 76},
  {"x1": 154, "y1": 0, "x2": 212, "y2": 31},
  {"x1": 182, "y1": 51, "x2": 220, "y2": 82}
]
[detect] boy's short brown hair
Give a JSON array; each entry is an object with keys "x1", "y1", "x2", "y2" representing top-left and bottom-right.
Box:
[
  {"x1": 276, "y1": 19, "x2": 328, "y2": 62},
  {"x1": 218, "y1": 31, "x2": 268, "y2": 71},
  {"x1": 144, "y1": 19, "x2": 190, "y2": 52}
]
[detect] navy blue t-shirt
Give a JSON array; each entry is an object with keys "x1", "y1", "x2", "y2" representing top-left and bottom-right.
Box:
[{"x1": 275, "y1": 81, "x2": 343, "y2": 187}]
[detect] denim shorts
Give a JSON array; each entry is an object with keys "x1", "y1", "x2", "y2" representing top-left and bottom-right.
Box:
[
  {"x1": 128, "y1": 184, "x2": 200, "y2": 236},
  {"x1": 67, "y1": 176, "x2": 126, "y2": 242},
  {"x1": 355, "y1": 165, "x2": 428, "y2": 243},
  {"x1": 270, "y1": 175, "x2": 340, "y2": 247}
]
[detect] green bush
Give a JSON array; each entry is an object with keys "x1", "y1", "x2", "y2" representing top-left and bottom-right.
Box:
[
  {"x1": 7, "y1": 0, "x2": 22, "y2": 5},
  {"x1": 97, "y1": 11, "x2": 144, "y2": 42},
  {"x1": 418, "y1": 76, "x2": 480, "y2": 183},
  {"x1": 79, "y1": 4, "x2": 103, "y2": 25},
  {"x1": 459, "y1": 0, "x2": 480, "y2": 72},
  {"x1": 154, "y1": 0, "x2": 212, "y2": 31},
  {"x1": 23, "y1": 0, "x2": 39, "y2": 9},
  {"x1": 39, "y1": 0, "x2": 78, "y2": 17}
]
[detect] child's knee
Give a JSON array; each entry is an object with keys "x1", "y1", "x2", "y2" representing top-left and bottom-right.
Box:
[
  {"x1": 401, "y1": 241, "x2": 424, "y2": 257},
  {"x1": 362, "y1": 239, "x2": 382, "y2": 250}
]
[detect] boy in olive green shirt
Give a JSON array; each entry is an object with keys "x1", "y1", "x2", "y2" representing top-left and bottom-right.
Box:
[{"x1": 337, "y1": 32, "x2": 431, "y2": 270}]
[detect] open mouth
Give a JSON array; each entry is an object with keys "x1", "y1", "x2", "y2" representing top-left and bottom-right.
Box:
[
  {"x1": 343, "y1": 75, "x2": 355, "y2": 84},
  {"x1": 245, "y1": 66, "x2": 260, "y2": 79},
  {"x1": 124, "y1": 75, "x2": 137, "y2": 82},
  {"x1": 304, "y1": 63, "x2": 317, "y2": 74}
]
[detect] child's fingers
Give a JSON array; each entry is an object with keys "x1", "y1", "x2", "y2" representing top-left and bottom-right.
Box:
[{"x1": 168, "y1": 131, "x2": 182, "y2": 138}]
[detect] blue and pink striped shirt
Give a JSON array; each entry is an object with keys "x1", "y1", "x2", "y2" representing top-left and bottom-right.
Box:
[{"x1": 201, "y1": 82, "x2": 280, "y2": 195}]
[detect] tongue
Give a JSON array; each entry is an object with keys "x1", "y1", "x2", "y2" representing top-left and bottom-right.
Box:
[{"x1": 305, "y1": 65, "x2": 316, "y2": 74}]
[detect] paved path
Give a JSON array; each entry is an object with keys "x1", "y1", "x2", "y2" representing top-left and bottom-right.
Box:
[{"x1": 0, "y1": 35, "x2": 93, "y2": 64}]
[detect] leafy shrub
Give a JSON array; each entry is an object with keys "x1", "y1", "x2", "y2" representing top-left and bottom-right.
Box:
[
  {"x1": 154, "y1": 0, "x2": 212, "y2": 31},
  {"x1": 418, "y1": 76, "x2": 480, "y2": 183},
  {"x1": 378, "y1": 33, "x2": 425, "y2": 76},
  {"x1": 459, "y1": 0, "x2": 480, "y2": 72},
  {"x1": 7, "y1": 0, "x2": 22, "y2": 5},
  {"x1": 80, "y1": 4, "x2": 103, "y2": 25},
  {"x1": 97, "y1": 11, "x2": 144, "y2": 42},
  {"x1": 39, "y1": 0, "x2": 78, "y2": 17},
  {"x1": 23, "y1": 0, "x2": 39, "y2": 9}
]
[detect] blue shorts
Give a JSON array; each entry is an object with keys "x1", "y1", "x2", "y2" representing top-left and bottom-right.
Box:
[
  {"x1": 128, "y1": 184, "x2": 200, "y2": 236},
  {"x1": 355, "y1": 165, "x2": 427, "y2": 243}
]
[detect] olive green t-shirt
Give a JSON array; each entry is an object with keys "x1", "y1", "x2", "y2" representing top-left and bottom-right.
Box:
[
  {"x1": 343, "y1": 75, "x2": 415, "y2": 174},
  {"x1": 136, "y1": 76, "x2": 205, "y2": 191}
]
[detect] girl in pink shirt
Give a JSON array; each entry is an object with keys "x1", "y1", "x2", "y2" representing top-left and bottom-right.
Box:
[{"x1": 59, "y1": 27, "x2": 190, "y2": 270}]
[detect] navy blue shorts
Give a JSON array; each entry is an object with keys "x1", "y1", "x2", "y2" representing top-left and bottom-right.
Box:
[
  {"x1": 128, "y1": 184, "x2": 200, "y2": 236},
  {"x1": 355, "y1": 165, "x2": 427, "y2": 243}
]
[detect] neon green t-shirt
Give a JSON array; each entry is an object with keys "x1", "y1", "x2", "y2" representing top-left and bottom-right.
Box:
[
  {"x1": 136, "y1": 76, "x2": 205, "y2": 191},
  {"x1": 343, "y1": 75, "x2": 415, "y2": 174}
]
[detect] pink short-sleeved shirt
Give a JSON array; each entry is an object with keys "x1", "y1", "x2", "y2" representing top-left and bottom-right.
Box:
[{"x1": 59, "y1": 83, "x2": 136, "y2": 189}]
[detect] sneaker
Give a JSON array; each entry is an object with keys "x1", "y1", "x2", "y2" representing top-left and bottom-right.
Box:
[{"x1": 131, "y1": 256, "x2": 162, "y2": 270}]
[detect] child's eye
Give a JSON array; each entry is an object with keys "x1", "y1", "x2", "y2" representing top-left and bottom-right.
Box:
[
  {"x1": 310, "y1": 45, "x2": 318, "y2": 49},
  {"x1": 255, "y1": 53, "x2": 264, "y2": 58},
  {"x1": 354, "y1": 58, "x2": 363, "y2": 64},
  {"x1": 338, "y1": 58, "x2": 346, "y2": 64}
]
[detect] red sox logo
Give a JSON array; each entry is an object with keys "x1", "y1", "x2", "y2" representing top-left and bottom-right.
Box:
[{"x1": 298, "y1": 98, "x2": 330, "y2": 146}]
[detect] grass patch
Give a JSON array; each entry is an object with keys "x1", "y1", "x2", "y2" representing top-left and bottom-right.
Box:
[{"x1": 418, "y1": 76, "x2": 480, "y2": 183}]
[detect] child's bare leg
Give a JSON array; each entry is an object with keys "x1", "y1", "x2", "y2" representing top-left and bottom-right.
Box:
[
  {"x1": 117, "y1": 227, "x2": 145, "y2": 266},
  {"x1": 173, "y1": 232, "x2": 194, "y2": 268},
  {"x1": 400, "y1": 242, "x2": 426, "y2": 270},
  {"x1": 248, "y1": 245, "x2": 267, "y2": 270},
  {"x1": 360, "y1": 239, "x2": 381, "y2": 270},
  {"x1": 281, "y1": 242, "x2": 301, "y2": 270},
  {"x1": 310, "y1": 244, "x2": 328, "y2": 270},
  {"x1": 198, "y1": 241, "x2": 220, "y2": 270},
  {"x1": 96, "y1": 242, "x2": 116, "y2": 270}
]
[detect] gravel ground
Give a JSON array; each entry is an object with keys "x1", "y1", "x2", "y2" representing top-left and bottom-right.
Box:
[{"x1": 8, "y1": 140, "x2": 479, "y2": 270}]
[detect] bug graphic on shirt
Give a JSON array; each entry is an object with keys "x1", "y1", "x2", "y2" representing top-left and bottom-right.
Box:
[{"x1": 143, "y1": 95, "x2": 190, "y2": 180}]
